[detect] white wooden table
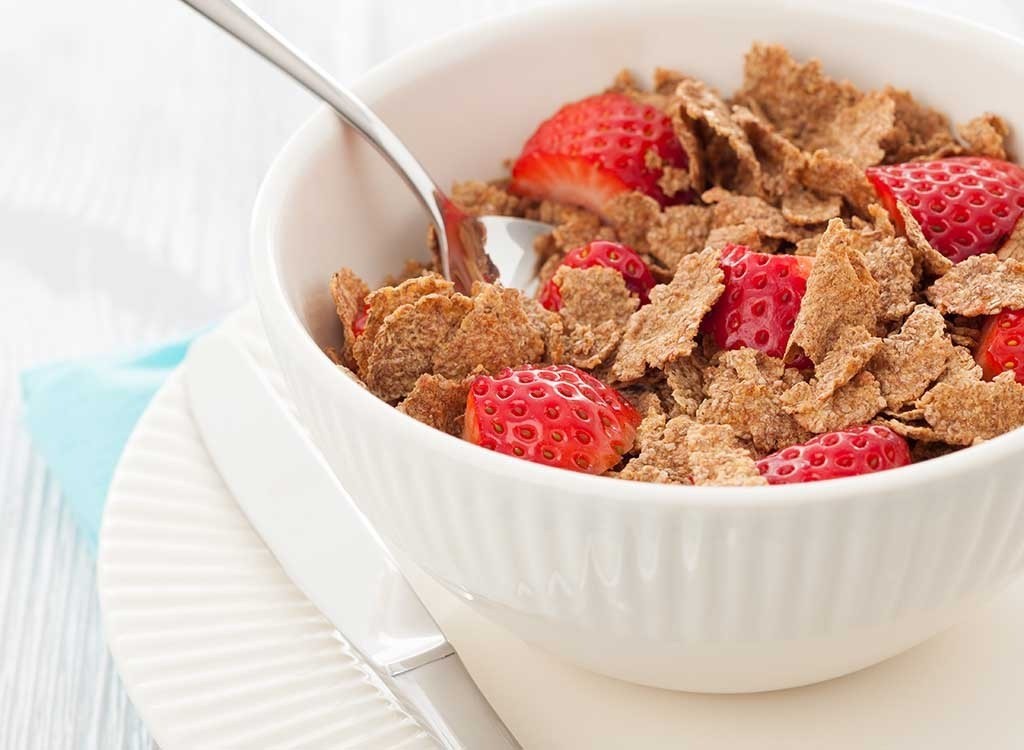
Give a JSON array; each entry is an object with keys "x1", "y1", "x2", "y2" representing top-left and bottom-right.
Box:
[{"x1": 0, "y1": 1, "x2": 1020, "y2": 746}]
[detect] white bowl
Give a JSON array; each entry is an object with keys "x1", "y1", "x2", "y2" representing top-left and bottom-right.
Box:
[{"x1": 251, "y1": 0, "x2": 1024, "y2": 692}]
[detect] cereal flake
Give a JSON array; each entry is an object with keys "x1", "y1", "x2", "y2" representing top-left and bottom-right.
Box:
[
  {"x1": 869, "y1": 305, "x2": 954, "y2": 410},
  {"x1": 781, "y1": 188, "x2": 843, "y2": 226},
  {"x1": 925, "y1": 254, "x2": 1024, "y2": 316},
  {"x1": 664, "y1": 354, "x2": 707, "y2": 418},
  {"x1": 433, "y1": 284, "x2": 545, "y2": 380},
  {"x1": 329, "y1": 267, "x2": 370, "y2": 369},
  {"x1": 618, "y1": 415, "x2": 694, "y2": 484},
  {"x1": 919, "y1": 379, "x2": 1024, "y2": 445},
  {"x1": 602, "y1": 192, "x2": 661, "y2": 251},
  {"x1": 673, "y1": 79, "x2": 761, "y2": 194},
  {"x1": 787, "y1": 219, "x2": 880, "y2": 364},
  {"x1": 451, "y1": 180, "x2": 528, "y2": 217},
  {"x1": 997, "y1": 218, "x2": 1024, "y2": 262},
  {"x1": 363, "y1": 293, "x2": 473, "y2": 402},
  {"x1": 354, "y1": 274, "x2": 455, "y2": 372},
  {"x1": 703, "y1": 187, "x2": 808, "y2": 242},
  {"x1": 397, "y1": 374, "x2": 471, "y2": 436},
  {"x1": 881, "y1": 87, "x2": 959, "y2": 162},
  {"x1": 646, "y1": 204, "x2": 713, "y2": 268},
  {"x1": 696, "y1": 348, "x2": 810, "y2": 454},
  {"x1": 613, "y1": 248, "x2": 725, "y2": 380},
  {"x1": 896, "y1": 201, "x2": 953, "y2": 277},
  {"x1": 957, "y1": 114, "x2": 1010, "y2": 159},
  {"x1": 554, "y1": 266, "x2": 638, "y2": 369},
  {"x1": 686, "y1": 422, "x2": 767, "y2": 486}
]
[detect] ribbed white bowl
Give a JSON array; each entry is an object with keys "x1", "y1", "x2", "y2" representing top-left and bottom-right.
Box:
[{"x1": 252, "y1": 0, "x2": 1024, "y2": 691}]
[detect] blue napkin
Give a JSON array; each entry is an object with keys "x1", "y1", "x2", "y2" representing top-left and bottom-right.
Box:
[{"x1": 20, "y1": 335, "x2": 197, "y2": 553}]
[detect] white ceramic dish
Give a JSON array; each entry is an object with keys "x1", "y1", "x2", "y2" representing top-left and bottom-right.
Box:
[
  {"x1": 97, "y1": 306, "x2": 1024, "y2": 749},
  {"x1": 251, "y1": 0, "x2": 1024, "y2": 692}
]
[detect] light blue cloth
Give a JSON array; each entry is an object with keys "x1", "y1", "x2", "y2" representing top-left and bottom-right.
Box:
[{"x1": 20, "y1": 336, "x2": 197, "y2": 553}]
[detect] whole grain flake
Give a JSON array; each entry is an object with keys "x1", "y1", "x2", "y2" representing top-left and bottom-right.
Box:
[
  {"x1": 869, "y1": 305, "x2": 954, "y2": 411},
  {"x1": 696, "y1": 348, "x2": 809, "y2": 454},
  {"x1": 896, "y1": 201, "x2": 953, "y2": 277},
  {"x1": 398, "y1": 374, "x2": 472, "y2": 436},
  {"x1": 329, "y1": 267, "x2": 370, "y2": 369},
  {"x1": 553, "y1": 266, "x2": 638, "y2": 368},
  {"x1": 686, "y1": 422, "x2": 767, "y2": 486},
  {"x1": 919, "y1": 379, "x2": 1024, "y2": 445},
  {"x1": 925, "y1": 254, "x2": 1024, "y2": 316},
  {"x1": 786, "y1": 219, "x2": 880, "y2": 364},
  {"x1": 958, "y1": 113, "x2": 1010, "y2": 159},
  {"x1": 618, "y1": 415, "x2": 694, "y2": 484},
  {"x1": 646, "y1": 205, "x2": 713, "y2": 268},
  {"x1": 363, "y1": 293, "x2": 473, "y2": 402},
  {"x1": 354, "y1": 273, "x2": 455, "y2": 372},
  {"x1": 433, "y1": 284, "x2": 544, "y2": 379},
  {"x1": 613, "y1": 248, "x2": 724, "y2": 381}
]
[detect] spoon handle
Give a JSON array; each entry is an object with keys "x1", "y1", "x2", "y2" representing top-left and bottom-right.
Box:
[{"x1": 177, "y1": 0, "x2": 447, "y2": 236}]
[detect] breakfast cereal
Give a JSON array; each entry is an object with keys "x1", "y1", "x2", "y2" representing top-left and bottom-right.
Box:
[{"x1": 323, "y1": 43, "x2": 1024, "y2": 486}]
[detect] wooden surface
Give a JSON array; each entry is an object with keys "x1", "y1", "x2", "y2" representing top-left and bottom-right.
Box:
[{"x1": 0, "y1": 0, "x2": 1019, "y2": 747}]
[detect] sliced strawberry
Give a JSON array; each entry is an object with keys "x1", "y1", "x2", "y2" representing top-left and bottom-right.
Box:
[
  {"x1": 976, "y1": 309, "x2": 1024, "y2": 383},
  {"x1": 757, "y1": 425, "x2": 911, "y2": 485},
  {"x1": 510, "y1": 92, "x2": 691, "y2": 214},
  {"x1": 866, "y1": 156, "x2": 1024, "y2": 263},
  {"x1": 351, "y1": 303, "x2": 369, "y2": 337},
  {"x1": 464, "y1": 364, "x2": 640, "y2": 475},
  {"x1": 702, "y1": 244, "x2": 814, "y2": 366},
  {"x1": 539, "y1": 241, "x2": 656, "y2": 310}
]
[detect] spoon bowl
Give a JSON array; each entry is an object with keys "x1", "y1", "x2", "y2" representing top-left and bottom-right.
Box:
[{"x1": 179, "y1": 0, "x2": 552, "y2": 292}]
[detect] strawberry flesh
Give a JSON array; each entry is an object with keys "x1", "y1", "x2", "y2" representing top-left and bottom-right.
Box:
[
  {"x1": 464, "y1": 364, "x2": 640, "y2": 475},
  {"x1": 510, "y1": 92, "x2": 691, "y2": 214},
  {"x1": 976, "y1": 309, "x2": 1024, "y2": 383},
  {"x1": 702, "y1": 244, "x2": 814, "y2": 367},
  {"x1": 866, "y1": 156, "x2": 1024, "y2": 263},
  {"x1": 351, "y1": 303, "x2": 369, "y2": 337},
  {"x1": 757, "y1": 424, "x2": 912, "y2": 485},
  {"x1": 539, "y1": 241, "x2": 656, "y2": 310}
]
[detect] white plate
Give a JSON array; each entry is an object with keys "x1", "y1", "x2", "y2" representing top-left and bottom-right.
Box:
[{"x1": 100, "y1": 308, "x2": 1024, "y2": 749}]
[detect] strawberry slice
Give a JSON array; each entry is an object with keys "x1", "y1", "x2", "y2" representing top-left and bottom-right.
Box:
[
  {"x1": 510, "y1": 92, "x2": 691, "y2": 214},
  {"x1": 866, "y1": 156, "x2": 1024, "y2": 263},
  {"x1": 539, "y1": 240, "x2": 656, "y2": 310},
  {"x1": 464, "y1": 364, "x2": 640, "y2": 475},
  {"x1": 351, "y1": 303, "x2": 369, "y2": 337},
  {"x1": 702, "y1": 244, "x2": 814, "y2": 366},
  {"x1": 976, "y1": 309, "x2": 1024, "y2": 383},
  {"x1": 756, "y1": 425, "x2": 912, "y2": 485}
]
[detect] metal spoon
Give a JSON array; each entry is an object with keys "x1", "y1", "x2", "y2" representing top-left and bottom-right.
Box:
[{"x1": 178, "y1": 0, "x2": 551, "y2": 293}]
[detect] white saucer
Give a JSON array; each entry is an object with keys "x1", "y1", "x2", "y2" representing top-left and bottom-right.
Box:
[{"x1": 99, "y1": 307, "x2": 1024, "y2": 750}]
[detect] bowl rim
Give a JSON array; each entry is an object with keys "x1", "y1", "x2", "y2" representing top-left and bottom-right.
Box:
[{"x1": 251, "y1": 0, "x2": 1024, "y2": 510}]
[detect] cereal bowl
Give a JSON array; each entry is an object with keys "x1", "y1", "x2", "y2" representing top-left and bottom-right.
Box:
[{"x1": 251, "y1": 0, "x2": 1024, "y2": 692}]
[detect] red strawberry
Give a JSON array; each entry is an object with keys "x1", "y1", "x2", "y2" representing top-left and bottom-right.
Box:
[
  {"x1": 976, "y1": 309, "x2": 1024, "y2": 383},
  {"x1": 866, "y1": 156, "x2": 1024, "y2": 263},
  {"x1": 539, "y1": 241, "x2": 656, "y2": 310},
  {"x1": 509, "y1": 92, "x2": 691, "y2": 214},
  {"x1": 464, "y1": 364, "x2": 640, "y2": 474},
  {"x1": 757, "y1": 425, "x2": 912, "y2": 485},
  {"x1": 352, "y1": 303, "x2": 369, "y2": 337},
  {"x1": 702, "y1": 244, "x2": 814, "y2": 366}
]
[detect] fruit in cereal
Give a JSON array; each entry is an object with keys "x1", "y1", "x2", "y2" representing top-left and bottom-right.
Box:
[
  {"x1": 351, "y1": 303, "x2": 369, "y2": 337},
  {"x1": 866, "y1": 157, "x2": 1024, "y2": 264},
  {"x1": 756, "y1": 424, "x2": 911, "y2": 484},
  {"x1": 976, "y1": 309, "x2": 1024, "y2": 383},
  {"x1": 509, "y1": 92, "x2": 690, "y2": 213},
  {"x1": 539, "y1": 240, "x2": 656, "y2": 310},
  {"x1": 702, "y1": 244, "x2": 814, "y2": 364},
  {"x1": 464, "y1": 364, "x2": 640, "y2": 474}
]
